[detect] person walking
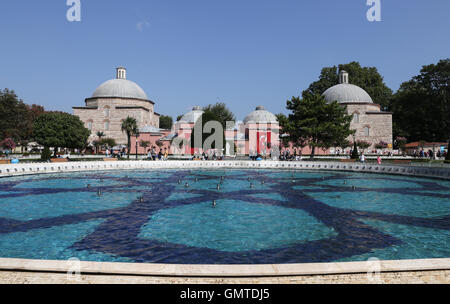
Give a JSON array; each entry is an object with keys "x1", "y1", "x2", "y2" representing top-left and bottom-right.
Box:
[{"x1": 360, "y1": 154, "x2": 366, "y2": 163}]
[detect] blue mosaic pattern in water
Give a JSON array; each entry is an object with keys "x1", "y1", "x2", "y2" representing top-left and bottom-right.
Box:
[{"x1": 0, "y1": 169, "x2": 448, "y2": 264}]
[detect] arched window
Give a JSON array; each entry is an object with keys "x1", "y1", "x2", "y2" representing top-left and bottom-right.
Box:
[
  {"x1": 104, "y1": 107, "x2": 110, "y2": 117},
  {"x1": 87, "y1": 121, "x2": 93, "y2": 131},
  {"x1": 104, "y1": 121, "x2": 110, "y2": 131},
  {"x1": 363, "y1": 126, "x2": 370, "y2": 137},
  {"x1": 353, "y1": 113, "x2": 360, "y2": 123}
]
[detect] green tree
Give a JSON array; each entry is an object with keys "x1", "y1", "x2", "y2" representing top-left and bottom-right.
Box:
[
  {"x1": 139, "y1": 140, "x2": 150, "y2": 151},
  {"x1": 304, "y1": 62, "x2": 393, "y2": 110},
  {"x1": 391, "y1": 59, "x2": 449, "y2": 142},
  {"x1": 121, "y1": 116, "x2": 138, "y2": 159},
  {"x1": 351, "y1": 141, "x2": 359, "y2": 160},
  {"x1": 94, "y1": 131, "x2": 106, "y2": 154},
  {"x1": 33, "y1": 112, "x2": 90, "y2": 157},
  {"x1": 159, "y1": 115, "x2": 173, "y2": 129},
  {"x1": 332, "y1": 138, "x2": 351, "y2": 152},
  {"x1": 0, "y1": 89, "x2": 33, "y2": 141},
  {"x1": 276, "y1": 113, "x2": 290, "y2": 148},
  {"x1": 100, "y1": 138, "x2": 116, "y2": 150},
  {"x1": 190, "y1": 110, "x2": 225, "y2": 151},
  {"x1": 96, "y1": 131, "x2": 105, "y2": 140},
  {"x1": 284, "y1": 93, "x2": 354, "y2": 160},
  {"x1": 203, "y1": 102, "x2": 236, "y2": 127},
  {"x1": 40, "y1": 146, "x2": 52, "y2": 161}
]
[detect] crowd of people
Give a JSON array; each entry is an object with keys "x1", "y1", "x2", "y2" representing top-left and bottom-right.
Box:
[
  {"x1": 146, "y1": 147, "x2": 169, "y2": 161},
  {"x1": 412, "y1": 149, "x2": 447, "y2": 160}
]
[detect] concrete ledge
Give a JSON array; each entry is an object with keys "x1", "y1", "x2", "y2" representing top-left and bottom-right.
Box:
[
  {"x1": 0, "y1": 258, "x2": 449, "y2": 277},
  {"x1": 0, "y1": 160, "x2": 449, "y2": 180}
]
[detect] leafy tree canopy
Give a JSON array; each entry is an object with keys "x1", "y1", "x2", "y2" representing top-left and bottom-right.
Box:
[
  {"x1": 121, "y1": 116, "x2": 138, "y2": 159},
  {"x1": 391, "y1": 59, "x2": 449, "y2": 142},
  {"x1": 0, "y1": 89, "x2": 46, "y2": 141},
  {"x1": 159, "y1": 115, "x2": 173, "y2": 129},
  {"x1": 284, "y1": 93, "x2": 354, "y2": 159},
  {"x1": 304, "y1": 62, "x2": 393, "y2": 110},
  {"x1": 33, "y1": 112, "x2": 90, "y2": 152},
  {"x1": 203, "y1": 102, "x2": 236, "y2": 128}
]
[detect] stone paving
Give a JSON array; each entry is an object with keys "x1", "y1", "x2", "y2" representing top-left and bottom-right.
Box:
[{"x1": 0, "y1": 270, "x2": 448, "y2": 284}]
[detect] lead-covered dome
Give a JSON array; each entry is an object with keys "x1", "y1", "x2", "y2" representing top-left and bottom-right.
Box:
[
  {"x1": 92, "y1": 67, "x2": 149, "y2": 100},
  {"x1": 244, "y1": 106, "x2": 277, "y2": 124},
  {"x1": 179, "y1": 106, "x2": 204, "y2": 123},
  {"x1": 322, "y1": 70, "x2": 373, "y2": 104}
]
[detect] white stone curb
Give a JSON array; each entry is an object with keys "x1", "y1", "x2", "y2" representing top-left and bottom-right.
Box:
[
  {"x1": 0, "y1": 160, "x2": 449, "y2": 180},
  {"x1": 0, "y1": 258, "x2": 448, "y2": 277}
]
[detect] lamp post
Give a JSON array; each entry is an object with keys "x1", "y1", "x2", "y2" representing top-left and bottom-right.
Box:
[{"x1": 135, "y1": 132, "x2": 140, "y2": 160}]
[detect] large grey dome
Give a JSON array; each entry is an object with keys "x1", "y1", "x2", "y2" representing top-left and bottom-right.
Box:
[
  {"x1": 323, "y1": 84, "x2": 373, "y2": 104},
  {"x1": 322, "y1": 70, "x2": 373, "y2": 104},
  {"x1": 92, "y1": 67, "x2": 148, "y2": 100},
  {"x1": 244, "y1": 106, "x2": 277, "y2": 124},
  {"x1": 92, "y1": 79, "x2": 148, "y2": 100}
]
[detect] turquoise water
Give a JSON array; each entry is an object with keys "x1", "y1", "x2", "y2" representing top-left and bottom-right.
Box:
[
  {"x1": 337, "y1": 219, "x2": 450, "y2": 262},
  {"x1": 0, "y1": 191, "x2": 140, "y2": 221},
  {"x1": 0, "y1": 169, "x2": 448, "y2": 264},
  {"x1": 139, "y1": 199, "x2": 337, "y2": 252},
  {"x1": 305, "y1": 191, "x2": 449, "y2": 218}
]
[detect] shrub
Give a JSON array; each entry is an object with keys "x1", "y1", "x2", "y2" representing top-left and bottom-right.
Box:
[{"x1": 375, "y1": 141, "x2": 388, "y2": 150}]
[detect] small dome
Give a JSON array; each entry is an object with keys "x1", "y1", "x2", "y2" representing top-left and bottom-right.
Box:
[
  {"x1": 179, "y1": 106, "x2": 204, "y2": 123},
  {"x1": 244, "y1": 106, "x2": 277, "y2": 124},
  {"x1": 92, "y1": 79, "x2": 148, "y2": 100},
  {"x1": 323, "y1": 83, "x2": 373, "y2": 104}
]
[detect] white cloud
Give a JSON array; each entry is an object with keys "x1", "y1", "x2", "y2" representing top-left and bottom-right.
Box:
[{"x1": 136, "y1": 21, "x2": 150, "y2": 32}]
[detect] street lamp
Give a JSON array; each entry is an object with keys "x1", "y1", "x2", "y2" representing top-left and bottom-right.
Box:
[{"x1": 135, "y1": 132, "x2": 140, "y2": 160}]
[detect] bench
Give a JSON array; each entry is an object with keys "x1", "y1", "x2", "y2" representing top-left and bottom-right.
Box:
[
  {"x1": 50, "y1": 158, "x2": 69, "y2": 163},
  {"x1": 0, "y1": 160, "x2": 11, "y2": 164},
  {"x1": 103, "y1": 158, "x2": 118, "y2": 162},
  {"x1": 340, "y1": 159, "x2": 356, "y2": 163}
]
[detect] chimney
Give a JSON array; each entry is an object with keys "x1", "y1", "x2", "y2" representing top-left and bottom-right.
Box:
[
  {"x1": 116, "y1": 67, "x2": 127, "y2": 80},
  {"x1": 339, "y1": 70, "x2": 349, "y2": 84}
]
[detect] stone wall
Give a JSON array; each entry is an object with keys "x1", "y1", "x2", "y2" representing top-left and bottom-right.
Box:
[
  {"x1": 74, "y1": 97, "x2": 160, "y2": 145},
  {"x1": 346, "y1": 103, "x2": 393, "y2": 149}
]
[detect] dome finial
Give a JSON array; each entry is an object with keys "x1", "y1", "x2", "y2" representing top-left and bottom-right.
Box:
[
  {"x1": 116, "y1": 67, "x2": 127, "y2": 80},
  {"x1": 339, "y1": 70, "x2": 349, "y2": 84}
]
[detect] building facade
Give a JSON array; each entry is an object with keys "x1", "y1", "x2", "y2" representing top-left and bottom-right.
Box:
[
  {"x1": 73, "y1": 67, "x2": 160, "y2": 146},
  {"x1": 322, "y1": 70, "x2": 393, "y2": 151}
]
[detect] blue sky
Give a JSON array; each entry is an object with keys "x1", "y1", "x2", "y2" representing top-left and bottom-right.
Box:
[{"x1": 0, "y1": 0, "x2": 449, "y2": 120}]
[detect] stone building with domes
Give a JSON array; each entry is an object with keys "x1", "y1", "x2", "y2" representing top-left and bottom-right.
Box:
[
  {"x1": 241, "y1": 106, "x2": 280, "y2": 156},
  {"x1": 73, "y1": 67, "x2": 160, "y2": 146},
  {"x1": 322, "y1": 70, "x2": 393, "y2": 151}
]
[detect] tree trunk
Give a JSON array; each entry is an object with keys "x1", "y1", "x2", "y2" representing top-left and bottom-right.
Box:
[
  {"x1": 127, "y1": 133, "x2": 131, "y2": 160},
  {"x1": 310, "y1": 146, "x2": 315, "y2": 160}
]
